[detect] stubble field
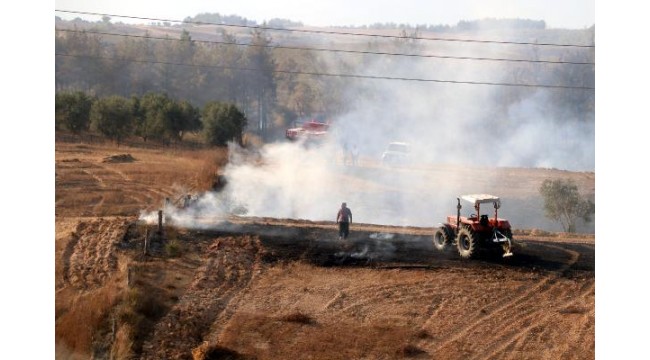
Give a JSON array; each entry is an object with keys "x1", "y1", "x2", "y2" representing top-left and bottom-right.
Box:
[{"x1": 55, "y1": 139, "x2": 594, "y2": 360}]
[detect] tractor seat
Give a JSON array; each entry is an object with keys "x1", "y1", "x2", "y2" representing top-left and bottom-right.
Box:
[{"x1": 480, "y1": 215, "x2": 489, "y2": 227}]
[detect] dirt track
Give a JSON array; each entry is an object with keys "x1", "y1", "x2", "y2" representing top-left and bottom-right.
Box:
[{"x1": 54, "y1": 141, "x2": 594, "y2": 359}]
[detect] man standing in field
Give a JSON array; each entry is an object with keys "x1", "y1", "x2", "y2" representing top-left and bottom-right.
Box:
[
  {"x1": 337, "y1": 202, "x2": 353, "y2": 240},
  {"x1": 351, "y1": 144, "x2": 359, "y2": 166}
]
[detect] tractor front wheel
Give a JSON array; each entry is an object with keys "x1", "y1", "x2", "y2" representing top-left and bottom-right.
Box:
[
  {"x1": 433, "y1": 228, "x2": 449, "y2": 251},
  {"x1": 456, "y1": 227, "x2": 477, "y2": 259}
]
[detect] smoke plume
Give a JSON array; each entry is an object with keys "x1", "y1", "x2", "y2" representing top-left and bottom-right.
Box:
[{"x1": 140, "y1": 27, "x2": 594, "y2": 233}]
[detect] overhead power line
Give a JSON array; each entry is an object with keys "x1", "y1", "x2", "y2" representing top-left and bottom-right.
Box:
[
  {"x1": 55, "y1": 52, "x2": 595, "y2": 90},
  {"x1": 55, "y1": 9, "x2": 595, "y2": 49},
  {"x1": 55, "y1": 28, "x2": 595, "y2": 66}
]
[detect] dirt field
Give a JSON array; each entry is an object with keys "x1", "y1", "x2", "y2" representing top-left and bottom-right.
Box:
[{"x1": 55, "y1": 140, "x2": 594, "y2": 359}]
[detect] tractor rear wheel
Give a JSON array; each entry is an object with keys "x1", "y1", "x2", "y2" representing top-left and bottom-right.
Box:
[
  {"x1": 433, "y1": 228, "x2": 449, "y2": 251},
  {"x1": 456, "y1": 227, "x2": 477, "y2": 259}
]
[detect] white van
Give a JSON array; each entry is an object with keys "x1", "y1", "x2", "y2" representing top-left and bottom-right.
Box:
[{"x1": 381, "y1": 142, "x2": 411, "y2": 166}]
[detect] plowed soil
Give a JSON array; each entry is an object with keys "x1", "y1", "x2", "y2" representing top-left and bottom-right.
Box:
[{"x1": 55, "y1": 141, "x2": 594, "y2": 360}]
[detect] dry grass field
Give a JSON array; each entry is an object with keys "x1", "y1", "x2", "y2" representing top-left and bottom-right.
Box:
[{"x1": 55, "y1": 139, "x2": 594, "y2": 360}]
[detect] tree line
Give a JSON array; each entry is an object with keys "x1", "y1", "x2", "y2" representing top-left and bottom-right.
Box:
[
  {"x1": 55, "y1": 90, "x2": 246, "y2": 146},
  {"x1": 56, "y1": 24, "x2": 277, "y2": 138},
  {"x1": 55, "y1": 18, "x2": 594, "y2": 141}
]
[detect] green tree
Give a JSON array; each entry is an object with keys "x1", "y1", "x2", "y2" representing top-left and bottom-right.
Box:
[
  {"x1": 55, "y1": 91, "x2": 93, "y2": 133},
  {"x1": 539, "y1": 178, "x2": 595, "y2": 233},
  {"x1": 113, "y1": 32, "x2": 157, "y2": 96},
  {"x1": 136, "y1": 93, "x2": 201, "y2": 143},
  {"x1": 242, "y1": 28, "x2": 276, "y2": 137},
  {"x1": 90, "y1": 95, "x2": 133, "y2": 144},
  {"x1": 55, "y1": 27, "x2": 106, "y2": 93},
  {"x1": 274, "y1": 49, "x2": 328, "y2": 119},
  {"x1": 175, "y1": 100, "x2": 202, "y2": 140},
  {"x1": 192, "y1": 30, "x2": 244, "y2": 105},
  {"x1": 155, "y1": 30, "x2": 196, "y2": 99},
  {"x1": 202, "y1": 102, "x2": 247, "y2": 146},
  {"x1": 137, "y1": 92, "x2": 173, "y2": 142},
  {"x1": 128, "y1": 95, "x2": 144, "y2": 140}
]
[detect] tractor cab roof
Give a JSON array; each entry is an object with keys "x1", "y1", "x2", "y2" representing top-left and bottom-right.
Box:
[{"x1": 460, "y1": 194, "x2": 501, "y2": 207}]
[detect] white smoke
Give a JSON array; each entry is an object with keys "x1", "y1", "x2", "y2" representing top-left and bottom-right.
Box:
[
  {"x1": 496, "y1": 91, "x2": 595, "y2": 170},
  {"x1": 138, "y1": 191, "x2": 230, "y2": 229},
  {"x1": 335, "y1": 237, "x2": 398, "y2": 261},
  {"x1": 222, "y1": 140, "x2": 343, "y2": 220},
  {"x1": 139, "y1": 27, "x2": 594, "y2": 232},
  {"x1": 218, "y1": 30, "x2": 593, "y2": 230}
]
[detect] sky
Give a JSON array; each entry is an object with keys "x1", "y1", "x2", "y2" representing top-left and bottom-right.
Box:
[{"x1": 54, "y1": 0, "x2": 595, "y2": 29}]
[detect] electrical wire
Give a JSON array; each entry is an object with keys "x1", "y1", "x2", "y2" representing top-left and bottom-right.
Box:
[
  {"x1": 55, "y1": 52, "x2": 595, "y2": 90},
  {"x1": 55, "y1": 28, "x2": 595, "y2": 66},
  {"x1": 55, "y1": 9, "x2": 595, "y2": 49}
]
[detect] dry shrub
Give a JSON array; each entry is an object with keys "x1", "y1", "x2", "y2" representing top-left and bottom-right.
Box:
[
  {"x1": 280, "y1": 312, "x2": 315, "y2": 325},
  {"x1": 102, "y1": 153, "x2": 135, "y2": 163},
  {"x1": 165, "y1": 239, "x2": 183, "y2": 258},
  {"x1": 118, "y1": 287, "x2": 166, "y2": 322},
  {"x1": 400, "y1": 344, "x2": 427, "y2": 357},
  {"x1": 113, "y1": 287, "x2": 167, "y2": 356},
  {"x1": 192, "y1": 342, "x2": 244, "y2": 360},
  {"x1": 195, "y1": 148, "x2": 229, "y2": 191},
  {"x1": 55, "y1": 283, "x2": 122, "y2": 357},
  {"x1": 56, "y1": 341, "x2": 86, "y2": 360},
  {"x1": 558, "y1": 305, "x2": 587, "y2": 314},
  {"x1": 163, "y1": 227, "x2": 184, "y2": 257},
  {"x1": 111, "y1": 324, "x2": 136, "y2": 359}
]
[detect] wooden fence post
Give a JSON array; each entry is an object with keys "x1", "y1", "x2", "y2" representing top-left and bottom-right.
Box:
[
  {"x1": 143, "y1": 230, "x2": 149, "y2": 256},
  {"x1": 158, "y1": 210, "x2": 163, "y2": 234}
]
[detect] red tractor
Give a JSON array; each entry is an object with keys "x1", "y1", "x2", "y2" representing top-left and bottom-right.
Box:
[{"x1": 433, "y1": 194, "x2": 514, "y2": 259}]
